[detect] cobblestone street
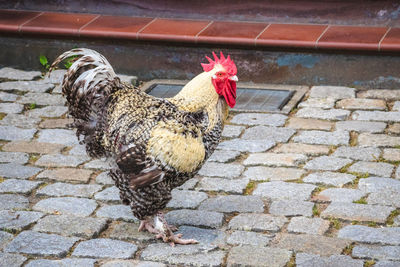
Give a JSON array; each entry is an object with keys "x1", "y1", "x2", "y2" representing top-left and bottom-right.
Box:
[{"x1": 0, "y1": 67, "x2": 400, "y2": 266}]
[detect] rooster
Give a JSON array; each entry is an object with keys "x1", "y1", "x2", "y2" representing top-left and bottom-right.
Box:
[{"x1": 50, "y1": 49, "x2": 238, "y2": 245}]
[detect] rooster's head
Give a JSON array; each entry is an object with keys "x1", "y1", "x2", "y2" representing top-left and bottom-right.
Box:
[{"x1": 201, "y1": 52, "x2": 238, "y2": 108}]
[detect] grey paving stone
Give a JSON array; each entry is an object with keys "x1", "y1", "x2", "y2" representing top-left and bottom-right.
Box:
[
  {"x1": 227, "y1": 246, "x2": 291, "y2": 267},
  {"x1": 69, "y1": 144, "x2": 87, "y2": 156},
  {"x1": 374, "y1": 261, "x2": 400, "y2": 267},
  {"x1": 199, "y1": 195, "x2": 264, "y2": 213},
  {"x1": 198, "y1": 162, "x2": 244, "y2": 178},
  {"x1": 0, "y1": 231, "x2": 13, "y2": 250},
  {"x1": 37, "y1": 168, "x2": 93, "y2": 183},
  {"x1": 243, "y1": 166, "x2": 305, "y2": 181},
  {"x1": 253, "y1": 181, "x2": 316, "y2": 201},
  {"x1": 353, "y1": 111, "x2": 400, "y2": 122},
  {"x1": 37, "y1": 129, "x2": 79, "y2": 146},
  {"x1": 316, "y1": 188, "x2": 366, "y2": 203},
  {"x1": 389, "y1": 123, "x2": 400, "y2": 134},
  {"x1": 72, "y1": 238, "x2": 137, "y2": 259},
  {"x1": 176, "y1": 177, "x2": 199, "y2": 190},
  {"x1": 165, "y1": 209, "x2": 223, "y2": 228},
  {"x1": 33, "y1": 214, "x2": 108, "y2": 238},
  {"x1": 335, "y1": 120, "x2": 387, "y2": 133},
  {"x1": 332, "y1": 146, "x2": 381, "y2": 161},
  {"x1": 227, "y1": 230, "x2": 273, "y2": 246},
  {"x1": 222, "y1": 125, "x2": 245, "y2": 138},
  {"x1": 2, "y1": 140, "x2": 64, "y2": 154},
  {"x1": 394, "y1": 215, "x2": 400, "y2": 227},
  {"x1": 383, "y1": 148, "x2": 400, "y2": 161},
  {"x1": 37, "y1": 183, "x2": 102, "y2": 198},
  {"x1": 0, "y1": 114, "x2": 41, "y2": 128},
  {"x1": 269, "y1": 200, "x2": 314, "y2": 217},
  {"x1": 108, "y1": 221, "x2": 154, "y2": 242},
  {"x1": 348, "y1": 161, "x2": 394, "y2": 177},
  {"x1": 0, "y1": 102, "x2": 23, "y2": 113},
  {"x1": 207, "y1": 149, "x2": 241, "y2": 163},
  {"x1": 0, "y1": 210, "x2": 44, "y2": 231},
  {"x1": 25, "y1": 258, "x2": 96, "y2": 267},
  {"x1": 321, "y1": 202, "x2": 395, "y2": 223},
  {"x1": 42, "y1": 69, "x2": 67, "y2": 84},
  {"x1": 5, "y1": 230, "x2": 78, "y2": 257},
  {"x1": 293, "y1": 130, "x2": 349, "y2": 145},
  {"x1": 273, "y1": 143, "x2": 330, "y2": 156},
  {"x1": 33, "y1": 197, "x2": 97, "y2": 216},
  {"x1": 393, "y1": 101, "x2": 400, "y2": 111},
  {"x1": 176, "y1": 225, "x2": 226, "y2": 246},
  {"x1": 309, "y1": 85, "x2": 355, "y2": 99},
  {"x1": 218, "y1": 138, "x2": 276, "y2": 153},
  {"x1": 337, "y1": 98, "x2": 387, "y2": 110},
  {"x1": 27, "y1": 106, "x2": 68, "y2": 118},
  {"x1": 338, "y1": 225, "x2": 400, "y2": 245},
  {"x1": 0, "y1": 253, "x2": 27, "y2": 267},
  {"x1": 241, "y1": 125, "x2": 296, "y2": 142},
  {"x1": 35, "y1": 154, "x2": 88, "y2": 167},
  {"x1": 287, "y1": 217, "x2": 330, "y2": 235},
  {"x1": 17, "y1": 92, "x2": 66, "y2": 106},
  {"x1": 0, "y1": 125, "x2": 36, "y2": 141},
  {"x1": 0, "y1": 194, "x2": 29, "y2": 210},
  {"x1": 358, "y1": 177, "x2": 400, "y2": 193},
  {"x1": 0, "y1": 67, "x2": 41, "y2": 80},
  {"x1": 367, "y1": 190, "x2": 400, "y2": 208},
  {"x1": 296, "y1": 253, "x2": 364, "y2": 267},
  {"x1": 303, "y1": 171, "x2": 356, "y2": 187},
  {"x1": 228, "y1": 213, "x2": 288, "y2": 232},
  {"x1": 298, "y1": 97, "x2": 335, "y2": 109},
  {"x1": 141, "y1": 243, "x2": 225, "y2": 267},
  {"x1": 197, "y1": 177, "x2": 249, "y2": 193},
  {"x1": 244, "y1": 153, "x2": 307, "y2": 167},
  {"x1": 95, "y1": 171, "x2": 114, "y2": 185},
  {"x1": 166, "y1": 189, "x2": 208, "y2": 208},
  {"x1": 0, "y1": 179, "x2": 43, "y2": 194},
  {"x1": 0, "y1": 163, "x2": 42, "y2": 179},
  {"x1": 94, "y1": 186, "x2": 121, "y2": 202},
  {"x1": 296, "y1": 108, "x2": 350, "y2": 121},
  {"x1": 100, "y1": 260, "x2": 166, "y2": 267},
  {"x1": 230, "y1": 113, "x2": 287, "y2": 126},
  {"x1": 352, "y1": 245, "x2": 400, "y2": 261},
  {"x1": 96, "y1": 204, "x2": 138, "y2": 222},
  {"x1": 359, "y1": 133, "x2": 400, "y2": 147},
  {"x1": 0, "y1": 91, "x2": 18, "y2": 101},
  {"x1": 274, "y1": 233, "x2": 351, "y2": 256},
  {"x1": 84, "y1": 158, "x2": 111, "y2": 170},
  {"x1": 287, "y1": 117, "x2": 333, "y2": 131},
  {"x1": 358, "y1": 89, "x2": 400, "y2": 100},
  {"x1": 304, "y1": 156, "x2": 352, "y2": 171},
  {"x1": 0, "y1": 81, "x2": 53, "y2": 93}
]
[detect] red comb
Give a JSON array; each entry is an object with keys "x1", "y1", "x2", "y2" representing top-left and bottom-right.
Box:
[{"x1": 201, "y1": 52, "x2": 237, "y2": 76}]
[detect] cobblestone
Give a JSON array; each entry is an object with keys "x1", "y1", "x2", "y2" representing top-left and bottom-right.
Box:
[
  {"x1": 176, "y1": 226, "x2": 226, "y2": 246},
  {"x1": 108, "y1": 221, "x2": 153, "y2": 242},
  {"x1": 33, "y1": 197, "x2": 97, "y2": 216},
  {"x1": 0, "y1": 125, "x2": 36, "y2": 141},
  {"x1": 227, "y1": 230, "x2": 273, "y2": 246},
  {"x1": 26, "y1": 258, "x2": 96, "y2": 267},
  {"x1": 166, "y1": 189, "x2": 208, "y2": 208},
  {"x1": 298, "y1": 97, "x2": 335, "y2": 109},
  {"x1": 374, "y1": 261, "x2": 400, "y2": 267},
  {"x1": 296, "y1": 107, "x2": 350, "y2": 120},
  {"x1": 244, "y1": 153, "x2": 307, "y2": 167},
  {"x1": 218, "y1": 138, "x2": 276, "y2": 153},
  {"x1": 287, "y1": 217, "x2": 330, "y2": 235},
  {"x1": 196, "y1": 177, "x2": 249, "y2": 193},
  {"x1": 230, "y1": 113, "x2": 287, "y2": 126},
  {"x1": 304, "y1": 156, "x2": 352, "y2": 171},
  {"x1": 348, "y1": 161, "x2": 394, "y2": 177},
  {"x1": 0, "y1": 114, "x2": 41, "y2": 128},
  {"x1": 199, "y1": 195, "x2": 264, "y2": 213},
  {"x1": 243, "y1": 166, "x2": 305, "y2": 181},
  {"x1": 37, "y1": 168, "x2": 92, "y2": 182},
  {"x1": 0, "y1": 179, "x2": 43, "y2": 194},
  {"x1": 0, "y1": 253, "x2": 27, "y2": 267},
  {"x1": 309, "y1": 86, "x2": 355, "y2": 99},
  {"x1": 27, "y1": 106, "x2": 68, "y2": 118},
  {"x1": 303, "y1": 171, "x2": 356, "y2": 187},
  {"x1": 336, "y1": 98, "x2": 386, "y2": 110},
  {"x1": 0, "y1": 163, "x2": 42, "y2": 179},
  {"x1": 273, "y1": 233, "x2": 351, "y2": 256},
  {"x1": 352, "y1": 245, "x2": 400, "y2": 261},
  {"x1": 227, "y1": 246, "x2": 291, "y2": 267},
  {"x1": 338, "y1": 225, "x2": 400, "y2": 245},
  {"x1": 332, "y1": 146, "x2": 381, "y2": 161},
  {"x1": 383, "y1": 148, "x2": 400, "y2": 161},
  {"x1": 221, "y1": 125, "x2": 244, "y2": 138},
  {"x1": 0, "y1": 151, "x2": 29, "y2": 164},
  {"x1": 37, "y1": 129, "x2": 79, "y2": 145},
  {"x1": 269, "y1": 200, "x2": 314, "y2": 217},
  {"x1": 39, "y1": 117, "x2": 74, "y2": 129},
  {"x1": 388, "y1": 123, "x2": 400, "y2": 134},
  {"x1": 100, "y1": 260, "x2": 165, "y2": 267},
  {"x1": 358, "y1": 177, "x2": 400, "y2": 193},
  {"x1": 0, "y1": 231, "x2": 13, "y2": 250},
  {"x1": 198, "y1": 162, "x2": 244, "y2": 178},
  {"x1": 207, "y1": 149, "x2": 241, "y2": 163},
  {"x1": 0, "y1": 102, "x2": 23, "y2": 113},
  {"x1": 293, "y1": 130, "x2": 349, "y2": 145},
  {"x1": 35, "y1": 154, "x2": 88, "y2": 167},
  {"x1": 367, "y1": 190, "x2": 400, "y2": 207},
  {"x1": 165, "y1": 209, "x2": 223, "y2": 228},
  {"x1": 241, "y1": 125, "x2": 296, "y2": 142},
  {"x1": 228, "y1": 213, "x2": 288, "y2": 232},
  {"x1": 2, "y1": 141, "x2": 64, "y2": 154},
  {"x1": 287, "y1": 117, "x2": 333, "y2": 130},
  {"x1": 335, "y1": 120, "x2": 387, "y2": 133},
  {"x1": 0, "y1": 91, "x2": 18, "y2": 101},
  {"x1": 353, "y1": 110, "x2": 400, "y2": 122},
  {"x1": 315, "y1": 188, "x2": 366, "y2": 203},
  {"x1": 0, "y1": 194, "x2": 29, "y2": 210},
  {"x1": 0, "y1": 210, "x2": 44, "y2": 231},
  {"x1": 37, "y1": 183, "x2": 101, "y2": 197},
  {"x1": 94, "y1": 186, "x2": 121, "y2": 202},
  {"x1": 253, "y1": 181, "x2": 316, "y2": 201},
  {"x1": 0, "y1": 80, "x2": 53, "y2": 92},
  {"x1": 72, "y1": 238, "x2": 137, "y2": 259},
  {"x1": 358, "y1": 89, "x2": 400, "y2": 100},
  {"x1": 296, "y1": 253, "x2": 363, "y2": 267},
  {"x1": 84, "y1": 158, "x2": 111, "y2": 170},
  {"x1": 0, "y1": 67, "x2": 41, "y2": 80},
  {"x1": 17, "y1": 92, "x2": 66, "y2": 106},
  {"x1": 273, "y1": 143, "x2": 330, "y2": 156},
  {"x1": 95, "y1": 171, "x2": 114, "y2": 185},
  {"x1": 321, "y1": 202, "x2": 395, "y2": 223},
  {"x1": 5, "y1": 230, "x2": 78, "y2": 257},
  {"x1": 359, "y1": 133, "x2": 400, "y2": 147},
  {"x1": 96, "y1": 204, "x2": 138, "y2": 222}
]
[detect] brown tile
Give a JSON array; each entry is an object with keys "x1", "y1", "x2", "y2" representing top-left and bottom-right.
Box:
[
  {"x1": 80, "y1": 15, "x2": 153, "y2": 39},
  {"x1": 198, "y1": 21, "x2": 267, "y2": 45},
  {"x1": 21, "y1": 12, "x2": 97, "y2": 36},
  {"x1": 0, "y1": 9, "x2": 41, "y2": 32},
  {"x1": 138, "y1": 18, "x2": 210, "y2": 42},
  {"x1": 257, "y1": 24, "x2": 327, "y2": 48},
  {"x1": 318, "y1": 25, "x2": 387, "y2": 50},
  {"x1": 380, "y1": 28, "x2": 400, "y2": 51}
]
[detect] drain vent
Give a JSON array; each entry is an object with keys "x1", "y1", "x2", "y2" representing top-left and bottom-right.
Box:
[{"x1": 141, "y1": 80, "x2": 307, "y2": 114}]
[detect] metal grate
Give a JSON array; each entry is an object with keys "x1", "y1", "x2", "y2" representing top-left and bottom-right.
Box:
[{"x1": 146, "y1": 84, "x2": 294, "y2": 112}]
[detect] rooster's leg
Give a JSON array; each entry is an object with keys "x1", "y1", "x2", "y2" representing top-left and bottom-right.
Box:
[{"x1": 150, "y1": 212, "x2": 198, "y2": 246}]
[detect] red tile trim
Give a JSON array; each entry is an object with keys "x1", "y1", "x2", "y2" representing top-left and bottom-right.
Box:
[{"x1": 1, "y1": 9, "x2": 400, "y2": 52}]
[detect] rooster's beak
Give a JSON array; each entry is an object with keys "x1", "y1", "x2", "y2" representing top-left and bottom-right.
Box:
[{"x1": 229, "y1": 75, "x2": 238, "y2": 82}]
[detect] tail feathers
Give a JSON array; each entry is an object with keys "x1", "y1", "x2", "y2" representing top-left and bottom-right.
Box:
[{"x1": 50, "y1": 48, "x2": 121, "y2": 157}]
